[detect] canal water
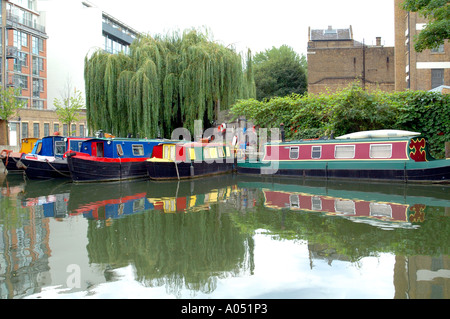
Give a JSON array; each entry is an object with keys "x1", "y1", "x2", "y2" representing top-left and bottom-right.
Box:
[{"x1": 0, "y1": 171, "x2": 449, "y2": 299}]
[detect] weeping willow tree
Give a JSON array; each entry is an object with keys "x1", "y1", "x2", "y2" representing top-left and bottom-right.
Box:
[{"x1": 84, "y1": 29, "x2": 256, "y2": 138}]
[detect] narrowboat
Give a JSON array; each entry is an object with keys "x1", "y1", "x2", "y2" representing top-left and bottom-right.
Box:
[
  {"x1": 237, "y1": 130, "x2": 450, "y2": 184},
  {"x1": 66, "y1": 138, "x2": 161, "y2": 182},
  {"x1": 1, "y1": 138, "x2": 39, "y2": 173},
  {"x1": 146, "y1": 141, "x2": 236, "y2": 180},
  {"x1": 18, "y1": 136, "x2": 88, "y2": 179}
]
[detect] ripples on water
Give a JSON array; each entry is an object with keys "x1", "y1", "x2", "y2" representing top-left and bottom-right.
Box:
[{"x1": 0, "y1": 171, "x2": 449, "y2": 299}]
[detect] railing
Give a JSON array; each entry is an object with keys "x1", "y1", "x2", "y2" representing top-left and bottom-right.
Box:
[{"x1": 6, "y1": 12, "x2": 46, "y2": 34}]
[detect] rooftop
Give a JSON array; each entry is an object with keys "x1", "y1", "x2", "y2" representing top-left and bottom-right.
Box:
[{"x1": 309, "y1": 25, "x2": 353, "y2": 41}]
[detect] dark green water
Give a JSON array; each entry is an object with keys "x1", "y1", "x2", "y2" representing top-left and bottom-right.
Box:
[{"x1": 1, "y1": 172, "x2": 449, "y2": 299}]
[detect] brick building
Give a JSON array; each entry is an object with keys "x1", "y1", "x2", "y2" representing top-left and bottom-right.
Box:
[
  {"x1": 394, "y1": 0, "x2": 450, "y2": 91},
  {"x1": 1, "y1": 0, "x2": 138, "y2": 146},
  {"x1": 307, "y1": 25, "x2": 395, "y2": 94}
]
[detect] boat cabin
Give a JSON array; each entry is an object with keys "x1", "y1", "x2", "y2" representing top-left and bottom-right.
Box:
[
  {"x1": 150, "y1": 141, "x2": 234, "y2": 162},
  {"x1": 263, "y1": 136, "x2": 432, "y2": 162},
  {"x1": 77, "y1": 138, "x2": 159, "y2": 159},
  {"x1": 36, "y1": 136, "x2": 86, "y2": 158}
]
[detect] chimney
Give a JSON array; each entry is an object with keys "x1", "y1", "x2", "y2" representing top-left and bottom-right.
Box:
[{"x1": 376, "y1": 37, "x2": 382, "y2": 46}]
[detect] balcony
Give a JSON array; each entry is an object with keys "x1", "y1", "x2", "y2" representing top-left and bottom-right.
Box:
[
  {"x1": 6, "y1": 12, "x2": 47, "y2": 38},
  {"x1": 6, "y1": 46, "x2": 19, "y2": 59}
]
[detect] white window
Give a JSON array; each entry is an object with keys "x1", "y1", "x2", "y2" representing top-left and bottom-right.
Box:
[
  {"x1": 289, "y1": 146, "x2": 299, "y2": 159},
  {"x1": 370, "y1": 144, "x2": 392, "y2": 158},
  {"x1": 54, "y1": 141, "x2": 66, "y2": 155},
  {"x1": 311, "y1": 146, "x2": 322, "y2": 159},
  {"x1": 132, "y1": 144, "x2": 144, "y2": 156},
  {"x1": 335, "y1": 145, "x2": 355, "y2": 159}
]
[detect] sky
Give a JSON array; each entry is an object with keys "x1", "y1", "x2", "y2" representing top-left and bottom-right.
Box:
[{"x1": 90, "y1": 0, "x2": 395, "y2": 56}]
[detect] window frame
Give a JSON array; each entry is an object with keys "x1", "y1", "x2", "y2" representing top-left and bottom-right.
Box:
[
  {"x1": 311, "y1": 145, "x2": 322, "y2": 159},
  {"x1": 369, "y1": 144, "x2": 392, "y2": 159},
  {"x1": 289, "y1": 146, "x2": 299, "y2": 159},
  {"x1": 132, "y1": 144, "x2": 145, "y2": 156},
  {"x1": 335, "y1": 145, "x2": 355, "y2": 159}
]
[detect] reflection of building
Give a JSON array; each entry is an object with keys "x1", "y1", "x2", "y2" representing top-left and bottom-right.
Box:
[
  {"x1": 394, "y1": 0, "x2": 450, "y2": 91},
  {"x1": 394, "y1": 255, "x2": 450, "y2": 299},
  {"x1": 0, "y1": 181, "x2": 51, "y2": 299},
  {"x1": 307, "y1": 25, "x2": 395, "y2": 94}
]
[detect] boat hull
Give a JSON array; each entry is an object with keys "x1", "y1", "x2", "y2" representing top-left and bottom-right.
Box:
[
  {"x1": 147, "y1": 160, "x2": 236, "y2": 180},
  {"x1": 19, "y1": 157, "x2": 70, "y2": 179},
  {"x1": 68, "y1": 155, "x2": 149, "y2": 182},
  {"x1": 237, "y1": 159, "x2": 450, "y2": 184},
  {"x1": 1, "y1": 155, "x2": 23, "y2": 173}
]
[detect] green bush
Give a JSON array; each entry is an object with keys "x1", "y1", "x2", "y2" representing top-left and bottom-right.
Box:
[{"x1": 230, "y1": 84, "x2": 450, "y2": 158}]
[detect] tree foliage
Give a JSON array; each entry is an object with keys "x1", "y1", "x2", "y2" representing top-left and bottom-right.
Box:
[
  {"x1": 230, "y1": 83, "x2": 450, "y2": 158},
  {"x1": 253, "y1": 45, "x2": 307, "y2": 100},
  {"x1": 0, "y1": 87, "x2": 27, "y2": 145},
  {"x1": 54, "y1": 88, "x2": 85, "y2": 134},
  {"x1": 84, "y1": 29, "x2": 255, "y2": 138},
  {"x1": 402, "y1": 0, "x2": 450, "y2": 52}
]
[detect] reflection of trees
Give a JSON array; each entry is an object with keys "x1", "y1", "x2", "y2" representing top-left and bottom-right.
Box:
[
  {"x1": 230, "y1": 189, "x2": 449, "y2": 262},
  {"x1": 86, "y1": 206, "x2": 254, "y2": 297}
]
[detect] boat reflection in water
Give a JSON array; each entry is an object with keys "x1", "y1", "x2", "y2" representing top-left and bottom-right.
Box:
[{"x1": 1, "y1": 172, "x2": 449, "y2": 299}]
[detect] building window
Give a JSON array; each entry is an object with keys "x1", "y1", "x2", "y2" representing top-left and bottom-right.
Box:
[
  {"x1": 63, "y1": 124, "x2": 68, "y2": 136},
  {"x1": 32, "y1": 36, "x2": 43, "y2": 55},
  {"x1": 44, "y1": 123, "x2": 49, "y2": 137},
  {"x1": 431, "y1": 44, "x2": 444, "y2": 53},
  {"x1": 32, "y1": 56, "x2": 44, "y2": 75},
  {"x1": 71, "y1": 124, "x2": 76, "y2": 136},
  {"x1": 33, "y1": 123, "x2": 39, "y2": 138},
  {"x1": 22, "y1": 122, "x2": 28, "y2": 138},
  {"x1": 431, "y1": 69, "x2": 444, "y2": 89},
  {"x1": 32, "y1": 78, "x2": 44, "y2": 98},
  {"x1": 79, "y1": 125, "x2": 85, "y2": 137},
  {"x1": 54, "y1": 123, "x2": 59, "y2": 134},
  {"x1": 32, "y1": 100, "x2": 44, "y2": 109}
]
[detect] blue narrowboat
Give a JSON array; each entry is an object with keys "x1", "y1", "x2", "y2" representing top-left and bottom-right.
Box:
[
  {"x1": 18, "y1": 135, "x2": 88, "y2": 179},
  {"x1": 66, "y1": 138, "x2": 161, "y2": 182}
]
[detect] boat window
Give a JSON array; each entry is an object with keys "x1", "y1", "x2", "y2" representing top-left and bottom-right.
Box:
[
  {"x1": 54, "y1": 141, "x2": 66, "y2": 155},
  {"x1": 96, "y1": 142, "x2": 104, "y2": 157},
  {"x1": 204, "y1": 148, "x2": 210, "y2": 159},
  {"x1": 289, "y1": 195, "x2": 299, "y2": 208},
  {"x1": 163, "y1": 144, "x2": 176, "y2": 160},
  {"x1": 289, "y1": 146, "x2": 299, "y2": 159},
  {"x1": 311, "y1": 146, "x2": 322, "y2": 159},
  {"x1": 189, "y1": 148, "x2": 196, "y2": 160},
  {"x1": 335, "y1": 200, "x2": 355, "y2": 215},
  {"x1": 209, "y1": 147, "x2": 218, "y2": 158},
  {"x1": 369, "y1": 203, "x2": 392, "y2": 217},
  {"x1": 218, "y1": 147, "x2": 224, "y2": 157},
  {"x1": 335, "y1": 145, "x2": 355, "y2": 158},
  {"x1": 69, "y1": 140, "x2": 83, "y2": 151},
  {"x1": 132, "y1": 144, "x2": 144, "y2": 156},
  {"x1": 225, "y1": 147, "x2": 231, "y2": 157},
  {"x1": 370, "y1": 144, "x2": 392, "y2": 158},
  {"x1": 117, "y1": 144, "x2": 124, "y2": 156},
  {"x1": 311, "y1": 196, "x2": 322, "y2": 211}
]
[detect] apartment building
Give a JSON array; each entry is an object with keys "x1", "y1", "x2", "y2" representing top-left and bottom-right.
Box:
[
  {"x1": 394, "y1": 0, "x2": 450, "y2": 91},
  {"x1": 307, "y1": 25, "x2": 395, "y2": 94},
  {"x1": 1, "y1": 0, "x2": 139, "y2": 146}
]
